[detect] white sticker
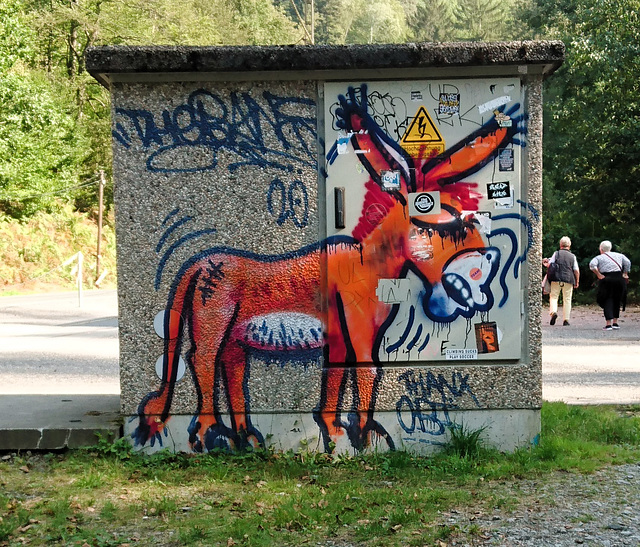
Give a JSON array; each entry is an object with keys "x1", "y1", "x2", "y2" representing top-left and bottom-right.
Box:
[
  {"x1": 337, "y1": 135, "x2": 350, "y2": 155},
  {"x1": 463, "y1": 211, "x2": 492, "y2": 234},
  {"x1": 153, "y1": 309, "x2": 182, "y2": 339},
  {"x1": 493, "y1": 194, "x2": 514, "y2": 209},
  {"x1": 408, "y1": 191, "x2": 441, "y2": 217},
  {"x1": 381, "y1": 170, "x2": 401, "y2": 191},
  {"x1": 445, "y1": 348, "x2": 479, "y2": 360}
]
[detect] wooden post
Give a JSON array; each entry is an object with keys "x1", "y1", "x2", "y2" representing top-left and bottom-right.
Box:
[
  {"x1": 77, "y1": 251, "x2": 83, "y2": 307},
  {"x1": 310, "y1": 0, "x2": 315, "y2": 45},
  {"x1": 96, "y1": 170, "x2": 105, "y2": 285}
]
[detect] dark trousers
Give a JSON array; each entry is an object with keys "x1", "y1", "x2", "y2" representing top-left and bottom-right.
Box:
[{"x1": 596, "y1": 272, "x2": 626, "y2": 320}]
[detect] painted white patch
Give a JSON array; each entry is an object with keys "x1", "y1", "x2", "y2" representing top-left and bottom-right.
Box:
[
  {"x1": 155, "y1": 354, "x2": 186, "y2": 382},
  {"x1": 242, "y1": 313, "x2": 323, "y2": 350},
  {"x1": 249, "y1": 312, "x2": 321, "y2": 332},
  {"x1": 376, "y1": 279, "x2": 412, "y2": 304},
  {"x1": 478, "y1": 95, "x2": 511, "y2": 114}
]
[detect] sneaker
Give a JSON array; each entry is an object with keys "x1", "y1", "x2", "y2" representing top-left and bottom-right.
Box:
[
  {"x1": 563, "y1": 320, "x2": 570, "y2": 326},
  {"x1": 612, "y1": 323, "x2": 620, "y2": 329},
  {"x1": 603, "y1": 325, "x2": 613, "y2": 330},
  {"x1": 550, "y1": 313, "x2": 558, "y2": 326}
]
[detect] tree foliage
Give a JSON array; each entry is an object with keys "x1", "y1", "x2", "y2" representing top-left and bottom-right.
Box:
[
  {"x1": 0, "y1": 0, "x2": 301, "y2": 218},
  {"x1": 453, "y1": 0, "x2": 514, "y2": 40},
  {"x1": 0, "y1": 0, "x2": 95, "y2": 217},
  {"x1": 522, "y1": 0, "x2": 640, "y2": 294},
  {"x1": 2, "y1": 0, "x2": 639, "y2": 313},
  {"x1": 407, "y1": 0, "x2": 458, "y2": 42}
]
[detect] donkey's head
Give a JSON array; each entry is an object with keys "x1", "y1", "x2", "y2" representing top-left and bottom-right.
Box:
[{"x1": 330, "y1": 84, "x2": 517, "y2": 324}]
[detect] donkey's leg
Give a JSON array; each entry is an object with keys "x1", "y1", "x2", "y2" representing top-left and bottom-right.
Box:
[
  {"x1": 314, "y1": 365, "x2": 350, "y2": 452},
  {"x1": 134, "y1": 328, "x2": 182, "y2": 447},
  {"x1": 134, "y1": 269, "x2": 196, "y2": 447},
  {"x1": 187, "y1": 301, "x2": 240, "y2": 452},
  {"x1": 353, "y1": 366, "x2": 395, "y2": 450},
  {"x1": 187, "y1": 348, "x2": 233, "y2": 453},
  {"x1": 216, "y1": 338, "x2": 264, "y2": 450},
  {"x1": 314, "y1": 289, "x2": 355, "y2": 451},
  {"x1": 339, "y1": 300, "x2": 395, "y2": 451}
]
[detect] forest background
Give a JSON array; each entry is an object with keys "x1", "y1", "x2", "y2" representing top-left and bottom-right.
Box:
[{"x1": 1, "y1": 0, "x2": 638, "y2": 299}]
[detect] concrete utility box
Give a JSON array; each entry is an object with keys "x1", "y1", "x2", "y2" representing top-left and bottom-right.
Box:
[{"x1": 87, "y1": 41, "x2": 563, "y2": 454}]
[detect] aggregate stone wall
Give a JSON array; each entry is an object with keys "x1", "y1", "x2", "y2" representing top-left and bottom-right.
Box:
[{"x1": 88, "y1": 42, "x2": 563, "y2": 454}]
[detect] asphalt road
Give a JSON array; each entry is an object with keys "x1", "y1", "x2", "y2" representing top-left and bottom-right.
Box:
[
  {"x1": 1, "y1": 290, "x2": 640, "y2": 405},
  {"x1": 542, "y1": 303, "x2": 640, "y2": 405},
  {"x1": 0, "y1": 290, "x2": 119, "y2": 395}
]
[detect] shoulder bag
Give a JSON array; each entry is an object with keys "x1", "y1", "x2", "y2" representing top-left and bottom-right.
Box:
[{"x1": 547, "y1": 252, "x2": 559, "y2": 282}]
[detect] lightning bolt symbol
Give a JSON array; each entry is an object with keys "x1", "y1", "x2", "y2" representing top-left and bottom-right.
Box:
[{"x1": 418, "y1": 116, "x2": 428, "y2": 138}]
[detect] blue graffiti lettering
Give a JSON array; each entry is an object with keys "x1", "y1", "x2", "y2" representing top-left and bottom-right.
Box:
[
  {"x1": 114, "y1": 89, "x2": 317, "y2": 173},
  {"x1": 487, "y1": 200, "x2": 539, "y2": 307},
  {"x1": 395, "y1": 370, "x2": 480, "y2": 436},
  {"x1": 396, "y1": 395, "x2": 453, "y2": 436},
  {"x1": 267, "y1": 178, "x2": 309, "y2": 228}
]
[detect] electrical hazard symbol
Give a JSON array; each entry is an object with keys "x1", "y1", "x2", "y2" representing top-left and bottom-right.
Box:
[{"x1": 400, "y1": 106, "x2": 445, "y2": 158}]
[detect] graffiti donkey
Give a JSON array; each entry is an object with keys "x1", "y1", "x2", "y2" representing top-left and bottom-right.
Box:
[{"x1": 133, "y1": 85, "x2": 523, "y2": 452}]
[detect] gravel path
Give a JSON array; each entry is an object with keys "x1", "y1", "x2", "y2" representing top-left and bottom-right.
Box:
[
  {"x1": 441, "y1": 462, "x2": 640, "y2": 546},
  {"x1": 455, "y1": 303, "x2": 640, "y2": 547}
]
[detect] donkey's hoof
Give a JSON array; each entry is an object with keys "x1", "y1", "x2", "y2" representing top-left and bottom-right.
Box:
[
  {"x1": 237, "y1": 426, "x2": 265, "y2": 451},
  {"x1": 204, "y1": 424, "x2": 234, "y2": 452}
]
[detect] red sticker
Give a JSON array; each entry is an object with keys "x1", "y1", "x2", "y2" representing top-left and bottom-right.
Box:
[
  {"x1": 469, "y1": 267, "x2": 482, "y2": 281},
  {"x1": 365, "y1": 203, "x2": 388, "y2": 226}
]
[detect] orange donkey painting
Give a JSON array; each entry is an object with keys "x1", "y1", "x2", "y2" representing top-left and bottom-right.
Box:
[{"x1": 133, "y1": 84, "x2": 524, "y2": 452}]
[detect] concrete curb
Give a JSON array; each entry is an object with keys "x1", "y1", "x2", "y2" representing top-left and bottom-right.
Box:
[{"x1": 0, "y1": 394, "x2": 121, "y2": 450}]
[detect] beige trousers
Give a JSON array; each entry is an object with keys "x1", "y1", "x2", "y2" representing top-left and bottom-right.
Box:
[{"x1": 549, "y1": 281, "x2": 574, "y2": 321}]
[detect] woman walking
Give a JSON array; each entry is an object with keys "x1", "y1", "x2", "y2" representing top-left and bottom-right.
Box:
[
  {"x1": 544, "y1": 236, "x2": 580, "y2": 326},
  {"x1": 589, "y1": 240, "x2": 631, "y2": 330}
]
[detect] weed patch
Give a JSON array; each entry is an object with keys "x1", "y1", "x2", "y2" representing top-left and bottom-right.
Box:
[
  {"x1": 1, "y1": 402, "x2": 640, "y2": 546},
  {"x1": 0, "y1": 204, "x2": 116, "y2": 293}
]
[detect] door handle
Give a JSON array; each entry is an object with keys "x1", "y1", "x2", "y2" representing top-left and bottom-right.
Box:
[{"x1": 334, "y1": 187, "x2": 345, "y2": 229}]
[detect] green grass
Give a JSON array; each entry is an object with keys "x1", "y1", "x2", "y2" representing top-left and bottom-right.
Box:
[{"x1": 1, "y1": 402, "x2": 640, "y2": 546}]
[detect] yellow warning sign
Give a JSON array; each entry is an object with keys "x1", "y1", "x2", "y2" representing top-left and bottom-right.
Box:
[{"x1": 400, "y1": 106, "x2": 445, "y2": 158}]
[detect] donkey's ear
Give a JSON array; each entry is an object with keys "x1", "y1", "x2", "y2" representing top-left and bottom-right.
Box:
[
  {"x1": 335, "y1": 85, "x2": 415, "y2": 192},
  {"x1": 350, "y1": 128, "x2": 414, "y2": 193}
]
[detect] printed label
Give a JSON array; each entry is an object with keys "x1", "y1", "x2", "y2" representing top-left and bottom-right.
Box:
[{"x1": 446, "y1": 349, "x2": 479, "y2": 360}]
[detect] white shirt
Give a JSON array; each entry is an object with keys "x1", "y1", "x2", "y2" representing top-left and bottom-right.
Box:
[{"x1": 589, "y1": 251, "x2": 631, "y2": 274}]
